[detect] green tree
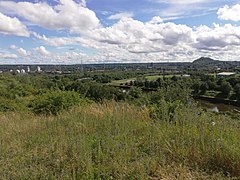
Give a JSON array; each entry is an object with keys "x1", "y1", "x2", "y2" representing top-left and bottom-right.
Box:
[
  {"x1": 206, "y1": 80, "x2": 217, "y2": 90},
  {"x1": 192, "y1": 82, "x2": 201, "y2": 95},
  {"x1": 234, "y1": 83, "x2": 240, "y2": 100},
  {"x1": 31, "y1": 90, "x2": 83, "y2": 115},
  {"x1": 220, "y1": 81, "x2": 232, "y2": 97},
  {"x1": 128, "y1": 87, "x2": 142, "y2": 99},
  {"x1": 200, "y1": 82, "x2": 209, "y2": 95}
]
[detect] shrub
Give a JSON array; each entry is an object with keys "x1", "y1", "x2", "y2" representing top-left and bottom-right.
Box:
[
  {"x1": 150, "y1": 99, "x2": 183, "y2": 122},
  {"x1": 128, "y1": 87, "x2": 142, "y2": 99},
  {"x1": 149, "y1": 85, "x2": 191, "y2": 105},
  {"x1": 30, "y1": 90, "x2": 84, "y2": 115},
  {"x1": 0, "y1": 99, "x2": 18, "y2": 112},
  {"x1": 86, "y1": 84, "x2": 126, "y2": 102}
]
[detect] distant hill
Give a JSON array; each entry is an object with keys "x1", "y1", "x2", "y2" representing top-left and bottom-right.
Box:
[
  {"x1": 191, "y1": 57, "x2": 240, "y2": 72},
  {"x1": 192, "y1": 57, "x2": 222, "y2": 66}
]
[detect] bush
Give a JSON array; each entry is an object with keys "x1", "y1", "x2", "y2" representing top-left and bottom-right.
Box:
[
  {"x1": 128, "y1": 87, "x2": 142, "y2": 99},
  {"x1": 86, "y1": 84, "x2": 126, "y2": 102},
  {"x1": 150, "y1": 99, "x2": 183, "y2": 122},
  {"x1": 149, "y1": 85, "x2": 191, "y2": 105},
  {"x1": 30, "y1": 90, "x2": 84, "y2": 115},
  {"x1": 0, "y1": 98, "x2": 18, "y2": 112}
]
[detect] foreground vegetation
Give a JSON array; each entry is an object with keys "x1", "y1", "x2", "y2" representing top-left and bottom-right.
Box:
[
  {"x1": 0, "y1": 102, "x2": 239, "y2": 179},
  {"x1": 0, "y1": 72, "x2": 240, "y2": 179}
]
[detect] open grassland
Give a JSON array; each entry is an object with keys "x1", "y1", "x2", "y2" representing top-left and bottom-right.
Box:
[
  {"x1": 0, "y1": 102, "x2": 240, "y2": 179},
  {"x1": 110, "y1": 74, "x2": 181, "y2": 85},
  {"x1": 144, "y1": 74, "x2": 180, "y2": 81},
  {"x1": 110, "y1": 78, "x2": 136, "y2": 85}
]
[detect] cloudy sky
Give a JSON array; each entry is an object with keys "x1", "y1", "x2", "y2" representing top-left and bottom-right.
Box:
[{"x1": 0, "y1": 0, "x2": 240, "y2": 64}]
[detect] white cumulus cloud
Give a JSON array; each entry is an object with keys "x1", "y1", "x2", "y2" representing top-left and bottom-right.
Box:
[
  {"x1": 0, "y1": 0, "x2": 100, "y2": 34},
  {"x1": 0, "y1": 52, "x2": 18, "y2": 59},
  {"x1": 0, "y1": 12, "x2": 29, "y2": 37},
  {"x1": 35, "y1": 17, "x2": 240, "y2": 63},
  {"x1": 217, "y1": 4, "x2": 240, "y2": 22},
  {"x1": 17, "y1": 48, "x2": 29, "y2": 56},
  {"x1": 148, "y1": 16, "x2": 163, "y2": 24},
  {"x1": 193, "y1": 24, "x2": 240, "y2": 51},
  {"x1": 108, "y1": 12, "x2": 134, "y2": 20},
  {"x1": 34, "y1": 46, "x2": 51, "y2": 56},
  {"x1": 3, "y1": 1, "x2": 240, "y2": 64},
  {"x1": 10, "y1": 45, "x2": 17, "y2": 49}
]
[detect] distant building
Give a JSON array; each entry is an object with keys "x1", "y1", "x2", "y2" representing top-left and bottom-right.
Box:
[
  {"x1": 16, "y1": 69, "x2": 20, "y2": 74},
  {"x1": 55, "y1": 71, "x2": 62, "y2": 74},
  {"x1": 37, "y1": 66, "x2": 42, "y2": 72},
  {"x1": 217, "y1": 72, "x2": 236, "y2": 78},
  {"x1": 27, "y1": 66, "x2": 30, "y2": 72},
  {"x1": 20, "y1": 69, "x2": 26, "y2": 74}
]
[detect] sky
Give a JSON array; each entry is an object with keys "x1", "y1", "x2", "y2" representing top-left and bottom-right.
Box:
[{"x1": 0, "y1": 0, "x2": 240, "y2": 64}]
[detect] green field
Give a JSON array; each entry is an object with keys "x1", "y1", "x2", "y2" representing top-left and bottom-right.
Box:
[
  {"x1": 145, "y1": 74, "x2": 180, "y2": 80},
  {"x1": 110, "y1": 78, "x2": 136, "y2": 85},
  {"x1": 111, "y1": 74, "x2": 181, "y2": 85}
]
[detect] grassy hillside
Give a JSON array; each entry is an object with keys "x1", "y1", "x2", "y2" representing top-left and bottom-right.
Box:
[{"x1": 0, "y1": 102, "x2": 239, "y2": 179}]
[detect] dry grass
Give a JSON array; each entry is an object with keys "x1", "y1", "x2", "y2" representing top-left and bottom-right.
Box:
[{"x1": 0, "y1": 102, "x2": 239, "y2": 179}]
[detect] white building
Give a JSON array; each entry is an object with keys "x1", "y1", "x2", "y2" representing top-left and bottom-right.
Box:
[
  {"x1": 37, "y1": 66, "x2": 42, "y2": 72},
  {"x1": 21, "y1": 69, "x2": 26, "y2": 74},
  {"x1": 182, "y1": 74, "x2": 191, "y2": 77},
  {"x1": 217, "y1": 72, "x2": 236, "y2": 78}
]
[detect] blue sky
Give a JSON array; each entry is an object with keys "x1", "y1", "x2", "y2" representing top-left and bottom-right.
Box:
[{"x1": 0, "y1": 0, "x2": 240, "y2": 64}]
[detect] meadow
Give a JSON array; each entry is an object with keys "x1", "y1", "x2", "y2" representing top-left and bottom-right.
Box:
[
  {"x1": 0, "y1": 101, "x2": 239, "y2": 179},
  {"x1": 110, "y1": 74, "x2": 180, "y2": 85}
]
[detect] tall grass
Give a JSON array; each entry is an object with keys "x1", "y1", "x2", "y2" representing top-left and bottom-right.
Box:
[{"x1": 0, "y1": 102, "x2": 239, "y2": 179}]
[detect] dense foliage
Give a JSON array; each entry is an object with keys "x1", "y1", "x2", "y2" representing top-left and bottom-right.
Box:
[
  {"x1": 0, "y1": 72, "x2": 239, "y2": 114},
  {"x1": 30, "y1": 90, "x2": 85, "y2": 115}
]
